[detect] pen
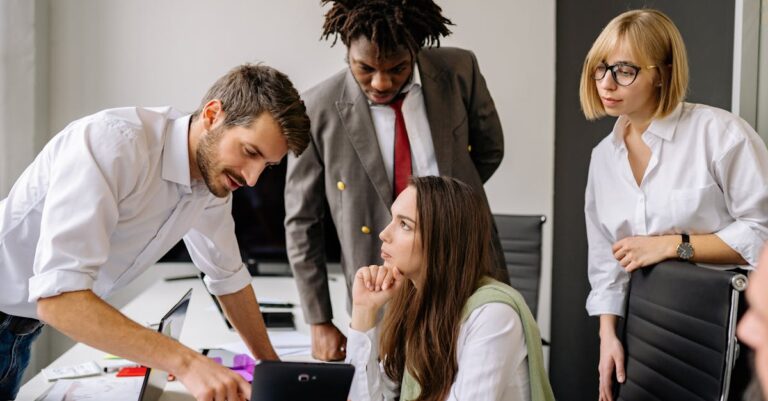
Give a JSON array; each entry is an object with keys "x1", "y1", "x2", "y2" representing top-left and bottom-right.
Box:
[
  {"x1": 163, "y1": 274, "x2": 199, "y2": 282},
  {"x1": 258, "y1": 302, "x2": 294, "y2": 309},
  {"x1": 104, "y1": 364, "x2": 140, "y2": 373}
]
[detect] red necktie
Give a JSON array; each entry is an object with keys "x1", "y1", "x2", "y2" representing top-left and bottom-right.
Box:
[{"x1": 389, "y1": 94, "x2": 411, "y2": 199}]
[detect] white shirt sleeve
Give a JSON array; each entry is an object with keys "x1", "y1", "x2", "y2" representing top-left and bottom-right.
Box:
[
  {"x1": 712, "y1": 120, "x2": 768, "y2": 267},
  {"x1": 584, "y1": 153, "x2": 629, "y2": 317},
  {"x1": 345, "y1": 326, "x2": 400, "y2": 401},
  {"x1": 183, "y1": 195, "x2": 251, "y2": 296},
  {"x1": 447, "y1": 303, "x2": 530, "y2": 401},
  {"x1": 28, "y1": 119, "x2": 146, "y2": 302},
  {"x1": 346, "y1": 303, "x2": 530, "y2": 401}
]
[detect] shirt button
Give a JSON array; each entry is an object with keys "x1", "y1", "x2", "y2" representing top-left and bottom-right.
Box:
[
  {"x1": 361, "y1": 226, "x2": 371, "y2": 234},
  {"x1": 467, "y1": 145, "x2": 472, "y2": 152},
  {"x1": 337, "y1": 181, "x2": 346, "y2": 191}
]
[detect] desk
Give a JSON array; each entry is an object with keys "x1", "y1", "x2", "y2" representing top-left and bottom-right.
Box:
[{"x1": 17, "y1": 263, "x2": 350, "y2": 400}]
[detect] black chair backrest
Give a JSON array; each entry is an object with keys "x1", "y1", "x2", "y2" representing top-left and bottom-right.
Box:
[
  {"x1": 493, "y1": 214, "x2": 545, "y2": 317},
  {"x1": 616, "y1": 261, "x2": 747, "y2": 401}
]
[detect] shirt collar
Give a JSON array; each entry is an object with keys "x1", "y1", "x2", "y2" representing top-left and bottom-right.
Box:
[
  {"x1": 609, "y1": 102, "x2": 684, "y2": 149},
  {"x1": 162, "y1": 114, "x2": 193, "y2": 191}
]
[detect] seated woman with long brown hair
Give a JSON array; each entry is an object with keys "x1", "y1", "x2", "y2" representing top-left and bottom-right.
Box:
[{"x1": 345, "y1": 176, "x2": 554, "y2": 401}]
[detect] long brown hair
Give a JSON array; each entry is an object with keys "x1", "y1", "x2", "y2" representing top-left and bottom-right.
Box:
[{"x1": 379, "y1": 176, "x2": 493, "y2": 401}]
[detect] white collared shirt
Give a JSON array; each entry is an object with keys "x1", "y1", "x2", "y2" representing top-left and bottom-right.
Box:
[
  {"x1": 585, "y1": 102, "x2": 768, "y2": 317},
  {"x1": 0, "y1": 106, "x2": 251, "y2": 319},
  {"x1": 345, "y1": 303, "x2": 530, "y2": 401},
  {"x1": 369, "y1": 63, "x2": 440, "y2": 185}
]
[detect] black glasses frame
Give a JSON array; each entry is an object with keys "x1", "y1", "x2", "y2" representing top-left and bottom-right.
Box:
[{"x1": 593, "y1": 61, "x2": 657, "y2": 87}]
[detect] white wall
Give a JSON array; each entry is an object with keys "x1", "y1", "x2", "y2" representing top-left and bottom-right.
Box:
[
  {"x1": 757, "y1": 0, "x2": 768, "y2": 142},
  {"x1": 48, "y1": 0, "x2": 556, "y2": 332},
  {"x1": 0, "y1": 0, "x2": 48, "y2": 197},
  {"x1": 39, "y1": 0, "x2": 555, "y2": 364}
]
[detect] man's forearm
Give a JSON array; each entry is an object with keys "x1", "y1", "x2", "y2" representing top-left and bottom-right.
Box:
[
  {"x1": 37, "y1": 290, "x2": 200, "y2": 375},
  {"x1": 217, "y1": 284, "x2": 279, "y2": 360}
]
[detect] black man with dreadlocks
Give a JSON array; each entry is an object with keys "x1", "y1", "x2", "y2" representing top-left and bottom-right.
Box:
[{"x1": 284, "y1": 0, "x2": 506, "y2": 363}]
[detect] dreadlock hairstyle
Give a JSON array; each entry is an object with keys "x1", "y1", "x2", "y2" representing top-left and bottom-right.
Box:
[{"x1": 320, "y1": 0, "x2": 453, "y2": 56}]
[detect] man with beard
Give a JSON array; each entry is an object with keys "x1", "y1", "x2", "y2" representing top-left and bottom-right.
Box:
[
  {"x1": 0, "y1": 64, "x2": 309, "y2": 401},
  {"x1": 284, "y1": 0, "x2": 506, "y2": 361}
]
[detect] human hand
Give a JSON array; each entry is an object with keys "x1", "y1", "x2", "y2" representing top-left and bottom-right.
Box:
[
  {"x1": 352, "y1": 264, "x2": 404, "y2": 311},
  {"x1": 598, "y1": 335, "x2": 625, "y2": 401},
  {"x1": 310, "y1": 322, "x2": 347, "y2": 361},
  {"x1": 176, "y1": 353, "x2": 251, "y2": 401},
  {"x1": 612, "y1": 235, "x2": 676, "y2": 272}
]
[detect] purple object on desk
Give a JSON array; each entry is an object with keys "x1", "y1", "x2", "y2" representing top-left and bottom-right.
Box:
[
  {"x1": 233, "y1": 366, "x2": 254, "y2": 382},
  {"x1": 209, "y1": 353, "x2": 257, "y2": 382}
]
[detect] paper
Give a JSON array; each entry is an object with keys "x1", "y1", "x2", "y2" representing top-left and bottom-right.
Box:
[
  {"x1": 42, "y1": 362, "x2": 101, "y2": 381},
  {"x1": 218, "y1": 330, "x2": 311, "y2": 358},
  {"x1": 36, "y1": 377, "x2": 143, "y2": 401}
]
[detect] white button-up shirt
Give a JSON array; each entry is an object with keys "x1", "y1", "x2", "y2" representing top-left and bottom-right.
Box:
[
  {"x1": 0, "y1": 106, "x2": 251, "y2": 319},
  {"x1": 585, "y1": 102, "x2": 768, "y2": 317},
  {"x1": 369, "y1": 63, "x2": 440, "y2": 184},
  {"x1": 345, "y1": 303, "x2": 530, "y2": 401}
]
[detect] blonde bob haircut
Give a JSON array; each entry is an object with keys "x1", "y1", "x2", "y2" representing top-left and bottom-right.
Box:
[{"x1": 579, "y1": 9, "x2": 689, "y2": 121}]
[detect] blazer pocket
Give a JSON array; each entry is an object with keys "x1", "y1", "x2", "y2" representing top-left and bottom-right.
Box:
[{"x1": 451, "y1": 112, "x2": 468, "y2": 138}]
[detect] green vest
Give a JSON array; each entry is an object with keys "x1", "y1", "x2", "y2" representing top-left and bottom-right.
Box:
[{"x1": 400, "y1": 277, "x2": 555, "y2": 401}]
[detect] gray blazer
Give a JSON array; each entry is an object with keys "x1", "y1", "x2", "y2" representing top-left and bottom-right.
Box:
[{"x1": 285, "y1": 47, "x2": 505, "y2": 324}]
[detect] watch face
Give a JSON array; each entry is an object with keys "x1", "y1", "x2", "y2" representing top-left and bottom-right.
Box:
[{"x1": 677, "y1": 242, "x2": 694, "y2": 260}]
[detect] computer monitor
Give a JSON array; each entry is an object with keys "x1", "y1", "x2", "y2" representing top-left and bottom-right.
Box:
[{"x1": 160, "y1": 159, "x2": 341, "y2": 275}]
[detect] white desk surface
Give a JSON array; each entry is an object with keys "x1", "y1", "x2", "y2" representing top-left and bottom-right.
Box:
[{"x1": 17, "y1": 263, "x2": 350, "y2": 400}]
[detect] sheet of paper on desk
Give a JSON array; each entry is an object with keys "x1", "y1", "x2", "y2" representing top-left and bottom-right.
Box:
[
  {"x1": 219, "y1": 331, "x2": 311, "y2": 357},
  {"x1": 36, "y1": 377, "x2": 142, "y2": 401}
]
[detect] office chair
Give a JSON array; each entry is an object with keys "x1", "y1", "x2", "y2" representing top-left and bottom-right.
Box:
[
  {"x1": 493, "y1": 214, "x2": 546, "y2": 318},
  {"x1": 615, "y1": 261, "x2": 748, "y2": 401}
]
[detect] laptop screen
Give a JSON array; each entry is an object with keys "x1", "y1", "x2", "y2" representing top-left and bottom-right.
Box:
[{"x1": 137, "y1": 288, "x2": 192, "y2": 401}]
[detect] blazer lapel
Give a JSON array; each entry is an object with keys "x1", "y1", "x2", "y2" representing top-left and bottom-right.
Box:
[
  {"x1": 419, "y1": 52, "x2": 458, "y2": 177},
  {"x1": 335, "y1": 70, "x2": 394, "y2": 205}
]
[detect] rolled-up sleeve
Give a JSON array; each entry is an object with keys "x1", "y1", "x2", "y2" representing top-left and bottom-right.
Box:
[
  {"x1": 584, "y1": 156, "x2": 629, "y2": 317},
  {"x1": 184, "y1": 195, "x2": 251, "y2": 296},
  {"x1": 713, "y1": 126, "x2": 768, "y2": 268},
  {"x1": 29, "y1": 120, "x2": 143, "y2": 302}
]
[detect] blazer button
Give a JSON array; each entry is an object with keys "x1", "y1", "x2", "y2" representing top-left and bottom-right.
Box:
[
  {"x1": 361, "y1": 226, "x2": 371, "y2": 234},
  {"x1": 467, "y1": 145, "x2": 472, "y2": 152},
  {"x1": 337, "y1": 181, "x2": 346, "y2": 191}
]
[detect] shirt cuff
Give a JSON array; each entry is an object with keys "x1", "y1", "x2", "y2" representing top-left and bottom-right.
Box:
[
  {"x1": 28, "y1": 270, "x2": 96, "y2": 302},
  {"x1": 586, "y1": 289, "x2": 627, "y2": 317},
  {"x1": 716, "y1": 220, "x2": 765, "y2": 267},
  {"x1": 203, "y1": 264, "x2": 252, "y2": 296},
  {"x1": 346, "y1": 326, "x2": 377, "y2": 366}
]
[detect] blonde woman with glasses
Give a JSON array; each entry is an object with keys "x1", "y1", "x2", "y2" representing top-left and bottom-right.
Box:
[{"x1": 579, "y1": 9, "x2": 768, "y2": 401}]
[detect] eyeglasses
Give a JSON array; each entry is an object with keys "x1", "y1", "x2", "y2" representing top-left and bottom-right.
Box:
[{"x1": 592, "y1": 61, "x2": 657, "y2": 87}]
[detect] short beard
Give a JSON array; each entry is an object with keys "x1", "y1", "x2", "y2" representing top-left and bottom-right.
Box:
[{"x1": 196, "y1": 125, "x2": 228, "y2": 198}]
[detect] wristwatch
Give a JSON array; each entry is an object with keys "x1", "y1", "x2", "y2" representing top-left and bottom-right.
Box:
[{"x1": 676, "y1": 233, "x2": 694, "y2": 260}]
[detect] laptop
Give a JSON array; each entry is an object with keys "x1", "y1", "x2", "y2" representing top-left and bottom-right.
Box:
[
  {"x1": 250, "y1": 361, "x2": 354, "y2": 401},
  {"x1": 198, "y1": 272, "x2": 295, "y2": 330},
  {"x1": 137, "y1": 288, "x2": 193, "y2": 401}
]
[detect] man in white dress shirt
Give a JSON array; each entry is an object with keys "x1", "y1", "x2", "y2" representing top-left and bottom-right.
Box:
[
  {"x1": 284, "y1": 0, "x2": 507, "y2": 362},
  {"x1": 0, "y1": 64, "x2": 310, "y2": 401}
]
